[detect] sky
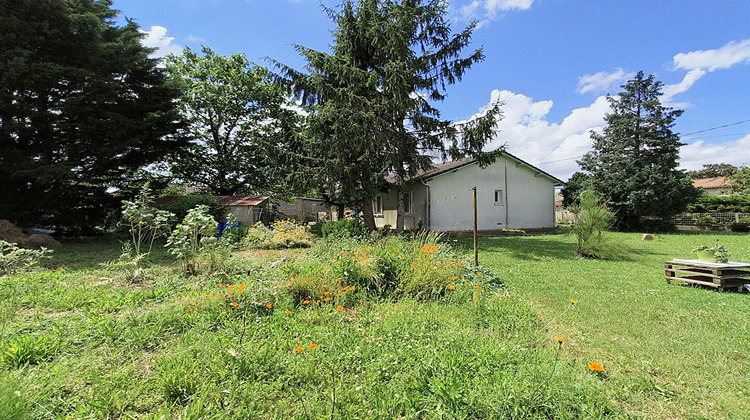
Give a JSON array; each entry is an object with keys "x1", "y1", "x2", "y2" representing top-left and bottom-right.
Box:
[{"x1": 115, "y1": 0, "x2": 750, "y2": 181}]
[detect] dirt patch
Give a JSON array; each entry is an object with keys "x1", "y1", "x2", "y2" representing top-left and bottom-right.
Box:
[{"x1": 0, "y1": 219, "x2": 61, "y2": 248}]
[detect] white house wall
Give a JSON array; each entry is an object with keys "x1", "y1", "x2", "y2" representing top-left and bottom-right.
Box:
[{"x1": 426, "y1": 158, "x2": 555, "y2": 231}]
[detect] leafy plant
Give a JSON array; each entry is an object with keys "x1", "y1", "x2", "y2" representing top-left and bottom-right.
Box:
[
  {"x1": 320, "y1": 219, "x2": 369, "y2": 239},
  {"x1": 244, "y1": 220, "x2": 315, "y2": 249},
  {"x1": 0, "y1": 241, "x2": 52, "y2": 275},
  {"x1": 692, "y1": 239, "x2": 729, "y2": 263},
  {"x1": 1, "y1": 334, "x2": 59, "y2": 367},
  {"x1": 166, "y1": 205, "x2": 218, "y2": 273}
]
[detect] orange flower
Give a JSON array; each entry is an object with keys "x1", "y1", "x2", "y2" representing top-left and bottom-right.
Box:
[
  {"x1": 336, "y1": 306, "x2": 343, "y2": 311},
  {"x1": 588, "y1": 362, "x2": 605, "y2": 372},
  {"x1": 217, "y1": 283, "x2": 223, "y2": 287},
  {"x1": 295, "y1": 346, "x2": 303, "y2": 353},
  {"x1": 239, "y1": 284, "x2": 246, "y2": 288},
  {"x1": 266, "y1": 303, "x2": 273, "y2": 309},
  {"x1": 228, "y1": 293, "x2": 234, "y2": 297},
  {"x1": 448, "y1": 285, "x2": 456, "y2": 290},
  {"x1": 188, "y1": 308, "x2": 194, "y2": 312},
  {"x1": 475, "y1": 286, "x2": 481, "y2": 290},
  {"x1": 216, "y1": 295, "x2": 222, "y2": 299},
  {"x1": 476, "y1": 272, "x2": 482, "y2": 275},
  {"x1": 227, "y1": 285, "x2": 236, "y2": 290},
  {"x1": 323, "y1": 291, "x2": 330, "y2": 295},
  {"x1": 351, "y1": 287, "x2": 356, "y2": 291},
  {"x1": 556, "y1": 336, "x2": 564, "y2": 343},
  {"x1": 335, "y1": 293, "x2": 342, "y2": 297},
  {"x1": 344, "y1": 286, "x2": 350, "y2": 290},
  {"x1": 473, "y1": 296, "x2": 479, "y2": 300},
  {"x1": 285, "y1": 309, "x2": 292, "y2": 315},
  {"x1": 206, "y1": 295, "x2": 212, "y2": 299},
  {"x1": 451, "y1": 276, "x2": 458, "y2": 280},
  {"x1": 303, "y1": 300, "x2": 310, "y2": 304},
  {"x1": 309, "y1": 343, "x2": 318, "y2": 350},
  {"x1": 231, "y1": 302, "x2": 239, "y2": 307},
  {"x1": 323, "y1": 297, "x2": 331, "y2": 301},
  {"x1": 290, "y1": 273, "x2": 296, "y2": 277}
]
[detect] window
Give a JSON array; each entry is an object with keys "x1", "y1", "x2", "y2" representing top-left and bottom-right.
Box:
[
  {"x1": 403, "y1": 191, "x2": 413, "y2": 214},
  {"x1": 494, "y1": 189, "x2": 504, "y2": 206},
  {"x1": 373, "y1": 195, "x2": 383, "y2": 216}
]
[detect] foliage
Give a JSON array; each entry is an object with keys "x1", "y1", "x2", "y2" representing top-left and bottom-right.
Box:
[
  {"x1": 692, "y1": 214, "x2": 716, "y2": 228},
  {"x1": 0, "y1": 0, "x2": 183, "y2": 232},
  {"x1": 166, "y1": 205, "x2": 218, "y2": 273},
  {"x1": 166, "y1": 47, "x2": 303, "y2": 196},
  {"x1": 320, "y1": 219, "x2": 369, "y2": 239},
  {"x1": 579, "y1": 71, "x2": 699, "y2": 231},
  {"x1": 686, "y1": 163, "x2": 738, "y2": 179},
  {"x1": 561, "y1": 172, "x2": 591, "y2": 208},
  {"x1": 569, "y1": 190, "x2": 615, "y2": 259},
  {"x1": 1, "y1": 334, "x2": 59, "y2": 368},
  {"x1": 685, "y1": 193, "x2": 750, "y2": 213},
  {"x1": 728, "y1": 217, "x2": 750, "y2": 232},
  {"x1": 0, "y1": 241, "x2": 52, "y2": 275},
  {"x1": 692, "y1": 239, "x2": 729, "y2": 263},
  {"x1": 158, "y1": 195, "x2": 226, "y2": 223},
  {"x1": 729, "y1": 166, "x2": 750, "y2": 195},
  {"x1": 119, "y1": 187, "x2": 174, "y2": 257},
  {"x1": 274, "y1": 0, "x2": 502, "y2": 230},
  {"x1": 244, "y1": 220, "x2": 315, "y2": 249}
]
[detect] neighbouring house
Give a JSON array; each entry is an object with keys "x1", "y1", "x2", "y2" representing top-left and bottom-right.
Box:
[
  {"x1": 271, "y1": 197, "x2": 332, "y2": 222},
  {"x1": 153, "y1": 195, "x2": 269, "y2": 225},
  {"x1": 374, "y1": 152, "x2": 565, "y2": 232},
  {"x1": 693, "y1": 177, "x2": 733, "y2": 196}
]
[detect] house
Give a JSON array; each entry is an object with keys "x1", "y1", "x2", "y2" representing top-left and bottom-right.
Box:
[
  {"x1": 374, "y1": 152, "x2": 564, "y2": 232},
  {"x1": 217, "y1": 196, "x2": 268, "y2": 225},
  {"x1": 693, "y1": 177, "x2": 732, "y2": 196}
]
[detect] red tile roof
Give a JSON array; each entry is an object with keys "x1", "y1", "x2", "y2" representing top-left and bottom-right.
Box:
[{"x1": 692, "y1": 177, "x2": 730, "y2": 189}]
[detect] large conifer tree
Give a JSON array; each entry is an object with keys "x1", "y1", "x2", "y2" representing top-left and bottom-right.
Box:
[
  {"x1": 579, "y1": 71, "x2": 698, "y2": 231},
  {"x1": 0, "y1": 0, "x2": 183, "y2": 232},
  {"x1": 274, "y1": 0, "x2": 501, "y2": 230}
]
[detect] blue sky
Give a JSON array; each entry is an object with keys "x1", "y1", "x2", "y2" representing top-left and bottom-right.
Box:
[{"x1": 116, "y1": 0, "x2": 750, "y2": 180}]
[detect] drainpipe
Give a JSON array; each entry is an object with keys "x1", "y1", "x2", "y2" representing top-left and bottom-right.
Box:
[
  {"x1": 421, "y1": 178, "x2": 431, "y2": 230},
  {"x1": 504, "y1": 158, "x2": 509, "y2": 227}
]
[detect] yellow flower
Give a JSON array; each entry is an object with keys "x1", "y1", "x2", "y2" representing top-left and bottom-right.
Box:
[
  {"x1": 556, "y1": 336, "x2": 564, "y2": 343},
  {"x1": 570, "y1": 299, "x2": 577, "y2": 305},
  {"x1": 473, "y1": 296, "x2": 479, "y2": 300},
  {"x1": 588, "y1": 362, "x2": 605, "y2": 372},
  {"x1": 448, "y1": 285, "x2": 455, "y2": 290}
]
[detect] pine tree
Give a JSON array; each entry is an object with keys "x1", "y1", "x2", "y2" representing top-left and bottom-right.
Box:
[
  {"x1": 273, "y1": 0, "x2": 501, "y2": 230},
  {"x1": 579, "y1": 71, "x2": 698, "y2": 231},
  {"x1": 0, "y1": 0, "x2": 183, "y2": 232}
]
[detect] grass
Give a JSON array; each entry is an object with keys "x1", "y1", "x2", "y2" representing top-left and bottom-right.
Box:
[
  {"x1": 461, "y1": 231, "x2": 750, "y2": 419},
  {"x1": 1, "y1": 230, "x2": 747, "y2": 418}
]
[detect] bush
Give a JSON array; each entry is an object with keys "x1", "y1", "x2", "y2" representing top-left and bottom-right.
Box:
[
  {"x1": 728, "y1": 217, "x2": 750, "y2": 232},
  {"x1": 0, "y1": 241, "x2": 52, "y2": 275},
  {"x1": 166, "y1": 205, "x2": 218, "y2": 274},
  {"x1": 687, "y1": 194, "x2": 750, "y2": 213},
  {"x1": 244, "y1": 220, "x2": 315, "y2": 249},
  {"x1": 320, "y1": 219, "x2": 369, "y2": 239},
  {"x1": 569, "y1": 190, "x2": 615, "y2": 259},
  {"x1": 158, "y1": 195, "x2": 226, "y2": 223}
]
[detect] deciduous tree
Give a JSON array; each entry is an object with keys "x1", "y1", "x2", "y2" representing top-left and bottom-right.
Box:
[{"x1": 579, "y1": 71, "x2": 698, "y2": 231}]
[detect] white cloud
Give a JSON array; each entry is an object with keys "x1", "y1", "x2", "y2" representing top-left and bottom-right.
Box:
[
  {"x1": 680, "y1": 134, "x2": 750, "y2": 170},
  {"x1": 673, "y1": 39, "x2": 750, "y2": 72},
  {"x1": 459, "y1": 90, "x2": 610, "y2": 180},
  {"x1": 139, "y1": 26, "x2": 183, "y2": 58},
  {"x1": 576, "y1": 68, "x2": 634, "y2": 95},
  {"x1": 185, "y1": 35, "x2": 207, "y2": 44},
  {"x1": 459, "y1": 0, "x2": 533, "y2": 27}
]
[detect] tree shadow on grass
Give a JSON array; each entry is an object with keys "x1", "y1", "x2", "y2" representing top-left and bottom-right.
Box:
[
  {"x1": 44, "y1": 237, "x2": 174, "y2": 270},
  {"x1": 449, "y1": 236, "x2": 578, "y2": 261}
]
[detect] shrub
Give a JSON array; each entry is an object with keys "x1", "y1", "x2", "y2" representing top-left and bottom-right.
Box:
[
  {"x1": 728, "y1": 217, "x2": 750, "y2": 232},
  {"x1": 1, "y1": 334, "x2": 59, "y2": 367},
  {"x1": 569, "y1": 190, "x2": 615, "y2": 259},
  {"x1": 166, "y1": 205, "x2": 218, "y2": 274},
  {"x1": 0, "y1": 241, "x2": 52, "y2": 275},
  {"x1": 158, "y1": 195, "x2": 226, "y2": 223},
  {"x1": 244, "y1": 220, "x2": 314, "y2": 249},
  {"x1": 320, "y1": 219, "x2": 369, "y2": 239}
]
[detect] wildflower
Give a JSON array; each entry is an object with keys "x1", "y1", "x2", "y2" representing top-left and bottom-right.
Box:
[
  {"x1": 323, "y1": 297, "x2": 331, "y2": 301},
  {"x1": 451, "y1": 276, "x2": 458, "y2": 280},
  {"x1": 266, "y1": 303, "x2": 273, "y2": 309},
  {"x1": 476, "y1": 271, "x2": 482, "y2": 275},
  {"x1": 239, "y1": 284, "x2": 246, "y2": 288},
  {"x1": 323, "y1": 291, "x2": 330, "y2": 295},
  {"x1": 448, "y1": 285, "x2": 455, "y2": 290},
  {"x1": 216, "y1": 295, "x2": 222, "y2": 299},
  {"x1": 227, "y1": 285, "x2": 236, "y2": 290},
  {"x1": 570, "y1": 299, "x2": 577, "y2": 305},
  {"x1": 206, "y1": 295, "x2": 212, "y2": 299},
  {"x1": 303, "y1": 300, "x2": 310, "y2": 304},
  {"x1": 588, "y1": 362, "x2": 605, "y2": 372},
  {"x1": 217, "y1": 283, "x2": 224, "y2": 287},
  {"x1": 476, "y1": 286, "x2": 481, "y2": 290},
  {"x1": 285, "y1": 309, "x2": 292, "y2": 315},
  {"x1": 188, "y1": 308, "x2": 194, "y2": 312},
  {"x1": 290, "y1": 273, "x2": 296, "y2": 277},
  {"x1": 335, "y1": 293, "x2": 342, "y2": 297},
  {"x1": 344, "y1": 286, "x2": 351, "y2": 291},
  {"x1": 337, "y1": 306, "x2": 343, "y2": 311},
  {"x1": 556, "y1": 336, "x2": 564, "y2": 344},
  {"x1": 309, "y1": 343, "x2": 318, "y2": 350},
  {"x1": 473, "y1": 296, "x2": 479, "y2": 300},
  {"x1": 228, "y1": 293, "x2": 234, "y2": 298},
  {"x1": 295, "y1": 346, "x2": 304, "y2": 353},
  {"x1": 231, "y1": 302, "x2": 239, "y2": 307}
]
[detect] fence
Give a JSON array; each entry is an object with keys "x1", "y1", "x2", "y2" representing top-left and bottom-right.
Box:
[{"x1": 672, "y1": 213, "x2": 750, "y2": 227}]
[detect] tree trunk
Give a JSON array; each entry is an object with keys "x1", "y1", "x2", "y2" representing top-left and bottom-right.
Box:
[
  {"x1": 361, "y1": 199, "x2": 377, "y2": 231},
  {"x1": 336, "y1": 203, "x2": 345, "y2": 221},
  {"x1": 395, "y1": 188, "x2": 405, "y2": 233}
]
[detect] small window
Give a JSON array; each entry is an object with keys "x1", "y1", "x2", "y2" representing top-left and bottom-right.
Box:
[
  {"x1": 373, "y1": 195, "x2": 383, "y2": 216},
  {"x1": 403, "y1": 191, "x2": 413, "y2": 214},
  {"x1": 494, "y1": 189, "x2": 504, "y2": 206}
]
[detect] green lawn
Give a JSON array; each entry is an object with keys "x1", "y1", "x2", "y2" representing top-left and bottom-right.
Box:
[
  {"x1": 0, "y1": 231, "x2": 747, "y2": 419},
  {"x1": 464, "y1": 231, "x2": 750, "y2": 419}
]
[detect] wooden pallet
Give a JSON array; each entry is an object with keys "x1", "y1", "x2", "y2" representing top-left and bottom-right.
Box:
[{"x1": 665, "y1": 259, "x2": 750, "y2": 292}]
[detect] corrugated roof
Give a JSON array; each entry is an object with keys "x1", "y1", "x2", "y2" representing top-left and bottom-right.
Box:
[
  {"x1": 693, "y1": 177, "x2": 730, "y2": 189},
  {"x1": 216, "y1": 195, "x2": 268, "y2": 206}
]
